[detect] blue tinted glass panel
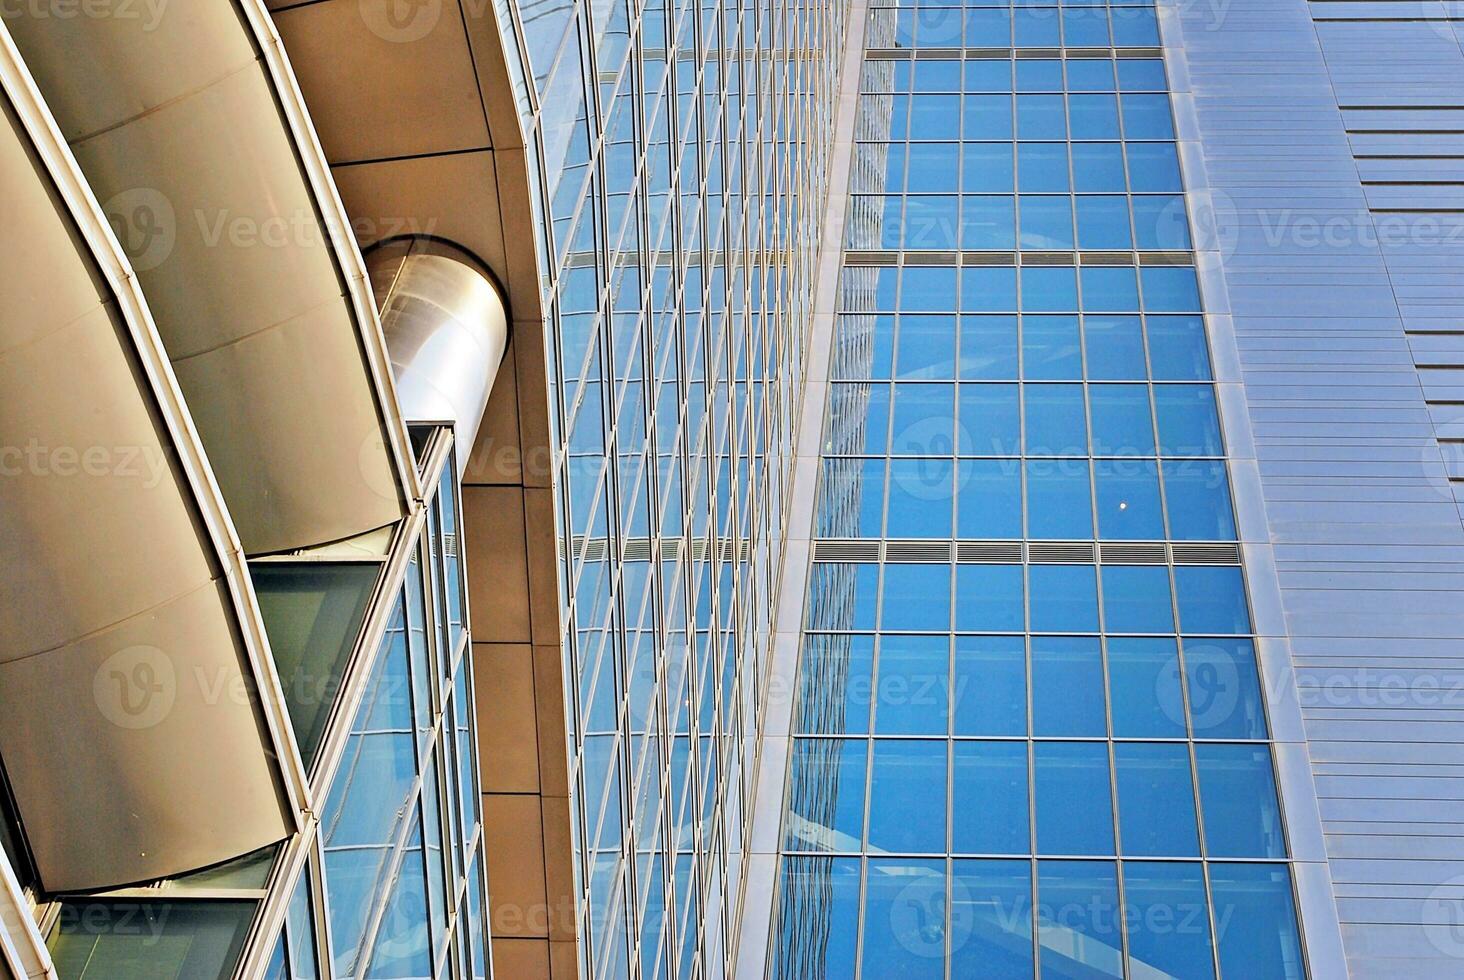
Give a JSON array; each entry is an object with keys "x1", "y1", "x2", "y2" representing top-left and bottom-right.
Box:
[
  {"x1": 1022, "y1": 315, "x2": 1082, "y2": 381},
  {"x1": 1018, "y1": 143, "x2": 1071, "y2": 192},
  {"x1": 1024, "y1": 383, "x2": 1087, "y2": 455},
  {"x1": 1032, "y1": 636, "x2": 1106, "y2": 736},
  {"x1": 1072, "y1": 143, "x2": 1127, "y2": 191},
  {"x1": 1100, "y1": 566, "x2": 1175, "y2": 633},
  {"x1": 960, "y1": 316, "x2": 1019, "y2": 379},
  {"x1": 863, "y1": 860, "x2": 946, "y2": 978},
  {"x1": 1069, "y1": 94, "x2": 1121, "y2": 140},
  {"x1": 796, "y1": 634, "x2": 875, "y2": 735},
  {"x1": 895, "y1": 315, "x2": 957, "y2": 378},
  {"x1": 955, "y1": 564, "x2": 1024, "y2": 632},
  {"x1": 881, "y1": 564, "x2": 952, "y2": 631},
  {"x1": 1195, "y1": 744, "x2": 1286, "y2": 858},
  {"x1": 876, "y1": 635, "x2": 950, "y2": 735},
  {"x1": 957, "y1": 460, "x2": 1024, "y2": 537},
  {"x1": 962, "y1": 267, "x2": 1019, "y2": 312},
  {"x1": 869, "y1": 740, "x2": 948, "y2": 853},
  {"x1": 1034, "y1": 742, "x2": 1114, "y2": 854},
  {"x1": 1026, "y1": 460, "x2": 1094, "y2": 538},
  {"x1": 1028, "y1": 565, "x2": 1100, "y2": 633},
  {"x1": 1107, "y1": 637, "x2": 1186, "y2": 738},
  {"x1": 953, "y1": 742, "x2": 1030, "y2": 854},
  {"x1": 887, "y1": 459, "x2": 954, "y2": 538},
  {"x1": 1125, "y1": 142, "x2": 1182, "y2": 192},
  {"x1": 1037, "y1": 861, "x2": 1123, "y2": 977},
  {"x1": 1124, "y1": 862, "x2": 1215, "y2": 979},
  {"x1": 1184, "y1": 638, "x2": 1269, "y2": 739},
  {"x1": 770, "y1": 857, "x2": 860, "y2": 979},
  {"x1": 1021, "y1": 267, "x2": 1079, "y2": 312},
  {"x1": 1142, "y1": 267, "x2": 1202, "y2": 312},
  {"x1": 1114, "y1": 742, "x2": 1200, "y2": 856},
  {"x1": 1019, "y1": 196, "x2": 1075, "y2": 249},
  {"x1": 1162, "y1": 460, "x2": 1236, "y2": 540},
  {"x1": 964, "y1": 143, "x2": 1015, "y2": 192},
  {"x1": 1209, "y1": 864, "x2": 1306, "y2": 980},
  {"x1": 1075, "y1": 196, "x2": 1132, "y2": 249},
  {"x1": 784, "y1": 738, "x2": 867, "y2": 852},
  {"x1": 953, "y1": 635, "x2": 1027, "y2": 736},
  {"x1": 1083, "y1": 315, "x2": 1146, "y2": 380},
  {"x1": 808, "y1": 563, "x2": 879, "y2": 631},
  {"x1": 1131, "y1": 194, "x2": 1190, "y2": 250},
  {"x1": 1154, "y1": 385, "x2": 1222, "y2": 457},
  {"x1": 1174, "y1": 566, "x2": 1250, "y2": 635},
  {"x1": 959, "y1": 384, "x2": 1020, "y2": 454},
  {"x1": 1148, "y1": 316, "x2": 1213, "y2": 380},
  {"x1": 963, "y1": 195, "x2": 1018, "y2": 248},
  {"x1": 1093, "y1": 459, "x2": 1164, "y2": 539},
  {"x1": 1089, "y1": 384, "x2": 1154, "y2": 456},
  {"x1": 951, "y1": 861, "x2": 1035, "y2": 978},
  {"x1": 903, "y1": 267, "x2": 959, "y2": 311}
]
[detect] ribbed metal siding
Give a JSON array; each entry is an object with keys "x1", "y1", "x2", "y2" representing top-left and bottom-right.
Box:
[{"x1": 1172, "y1": 0, "x2": 1464, "y2": 973}]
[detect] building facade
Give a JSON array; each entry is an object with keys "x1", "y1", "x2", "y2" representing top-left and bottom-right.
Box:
[{"x1": 2, "y1": 0, "x2": 1464, "y2": 978}]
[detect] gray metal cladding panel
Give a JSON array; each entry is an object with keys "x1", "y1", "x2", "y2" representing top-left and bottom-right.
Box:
[{"x1": 1174, "y1": 0, "x2": 1464, "y2": 973}]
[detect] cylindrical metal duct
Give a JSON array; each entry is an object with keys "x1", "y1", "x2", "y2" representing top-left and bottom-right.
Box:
[{"x1": 368, "y1": 240, "x2": 508, "y2": 472}]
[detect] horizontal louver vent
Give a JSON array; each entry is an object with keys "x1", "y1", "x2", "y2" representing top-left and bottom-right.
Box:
[
  {"x1": 885, "y1": 540, "x2": 952, "y2": 562},
  {"x1": 956, "y1": 541, "x2": 1024, "y2": 562},
  {"x1": 813, "y1": 540, "x2": 881, "y2": 561},
  {"x1": 1028, "y1": 541, "x2": 1096, "y2": 562},
  {"x1": 1172, "y1": 542, "x2": 1242, "y2": 565},
  {"x1": 1099, "y1": 542, "x2": 1169, "y2": 564}
]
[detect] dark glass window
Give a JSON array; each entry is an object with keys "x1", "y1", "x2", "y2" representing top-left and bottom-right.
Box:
[{"x1": 50, "y1": 902, "x2": 256, "y2": 980}]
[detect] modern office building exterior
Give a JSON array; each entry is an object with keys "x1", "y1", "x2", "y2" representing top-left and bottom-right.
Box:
[{"x1": 1, "y1": 0, "x2": 1464, "y2": 978}]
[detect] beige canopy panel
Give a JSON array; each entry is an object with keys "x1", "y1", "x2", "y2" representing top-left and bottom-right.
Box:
[
  {"x1": 368, "y1": 240, "x2": 509, "y2": 470},
  {"x1": 0, "y1": 40, "x2": 293, "y2": 892},
  {"x1": 0, "y1": 2, "x2": 412, "y2": 556}
]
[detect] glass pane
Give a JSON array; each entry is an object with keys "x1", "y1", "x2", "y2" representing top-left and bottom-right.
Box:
[
  {"x1": 887, "y1": 459, "x2": 954, "y2": 537},
  {"x1": 1195, "y1": 744, "x2": 1287, "y2": 858},
  {"x1": 1162, "y1": 460, "x2": 1236, "y2": 540},
  {"x1": 1024, "y1": 313, "x2": 1083, "y2": 377},
  {"x1": 875, "y1": 635, "x2": 950, "y2": 734},
  {"x1": 1025, "y1": 460, "x2": 1094, "y2": 539},
  {"x1": 366, "y1": 819, "x2": 432, "y2": 978},
  {"x1": 50, "y1": 901, "x2": 256, "y2": 980},
  {"x1": 796, "y1": 634, "x2": 875, "y2": 735},
  {"x1": 1154, "y1": 385, "x2": 1222, "y2": 457},
  {"x1": 958, "y1": 384, "x2": 1021, "y2": 455},
  {"x1": 862, "y1": 859, "x2": 946, "y2": 977},
  {"x1": 1208, "y1": 864, "x2": 1306, "y2": 980},
  {"x1": 1114, "y1": 742, "x2": 1200, "y2": 856},
  {"x1": 895, "y1": 316, "x2": 957, "y2": 378},
  {"x1": 1033, "y1": 742, "x2": 1114, "y2": 854},
  {"x1": 1032, "y1": 636, "x2": 1105, "y2": 736},
  {"x1": 1107, "y1": 637, "x2": 1187, "y2": 738},
  {"x1": 869, "y1": 740, "x2": 947, "y2": 853},
  {"x1": 1028, "y1": 565, "x2": 1099, "y2": 633},
  {"x1": 1124, "y1": 862, "x2": 1214, "y2": 979},
  {"x1": 1024, "y1": 383, "x2": 1087, "y2": 455},
  {"x1": 286, "y1": 867, "x2": 320, "y2": 979},
  {"x1": 1093, "y1": 460, "x2": 1164, "y2": 539},
  {"x1": 955, "y1": 564, "x2": 1024, "y2": 632},
  {"x1": 784, "y1": 738, "x2": 867, "y2": 852},
  {"x1": 1148, "y1": 316, "x2": 1213, "y2": 381},
  {"x1": 953, "y1": 742, "x2": 1029, "y2": 854},
  {"x1": 1036, "y1": 861, "x2": 1123, "y2": 977},
  {"x1": 253, "y1": 562, "x2": 380, "y2": 767},
  {"x1": 881, "y1": 564, "x2": 952, "y2": 631},
  {"x1": 953, "y1": 635, "x2": 1027, "y2": 736},
  {"x1": 960, "y1": 316, "x2": 1019, "y2": 378},
  {"x1": 770, "y1": 857, "x2": 860, "y2": 978},
  {"x1": 951, "y1": 860, "x2": 1034, "y2": 977},
  {"x1": 1100, "y1": 566, "x2": 1175, "y2": 633},
  {"x1": 808, "y1": 563, "x2": 879, "y2": 631},
  {"x1": 1175, "y1": 566, "x2": 1250, "y2": 635},
  {"x1": 1184, "y1": 638, "x2": 1269, "y2": 739},
  {"x1": 957, "y1": 460, "x2": 1023, "y2": 538}
]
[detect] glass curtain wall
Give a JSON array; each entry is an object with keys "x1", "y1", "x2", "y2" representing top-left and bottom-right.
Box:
[
  {"x1": 770, "y1": 1, "x2": 1309, "y2": 978},
  {"x1": 509, "y1": 0, "x2": 846, "y2": 971}
]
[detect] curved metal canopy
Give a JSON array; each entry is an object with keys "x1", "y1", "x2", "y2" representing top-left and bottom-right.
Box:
[
  {"x1": 0, "y1": 1, "x2": 413, "y2": 556},
  {"x1": 368, "y1": 239, "x2": 509, "y2": 469},
  {"x1": 0, "y1": 32, "x2": 294, "y2": 891}
]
